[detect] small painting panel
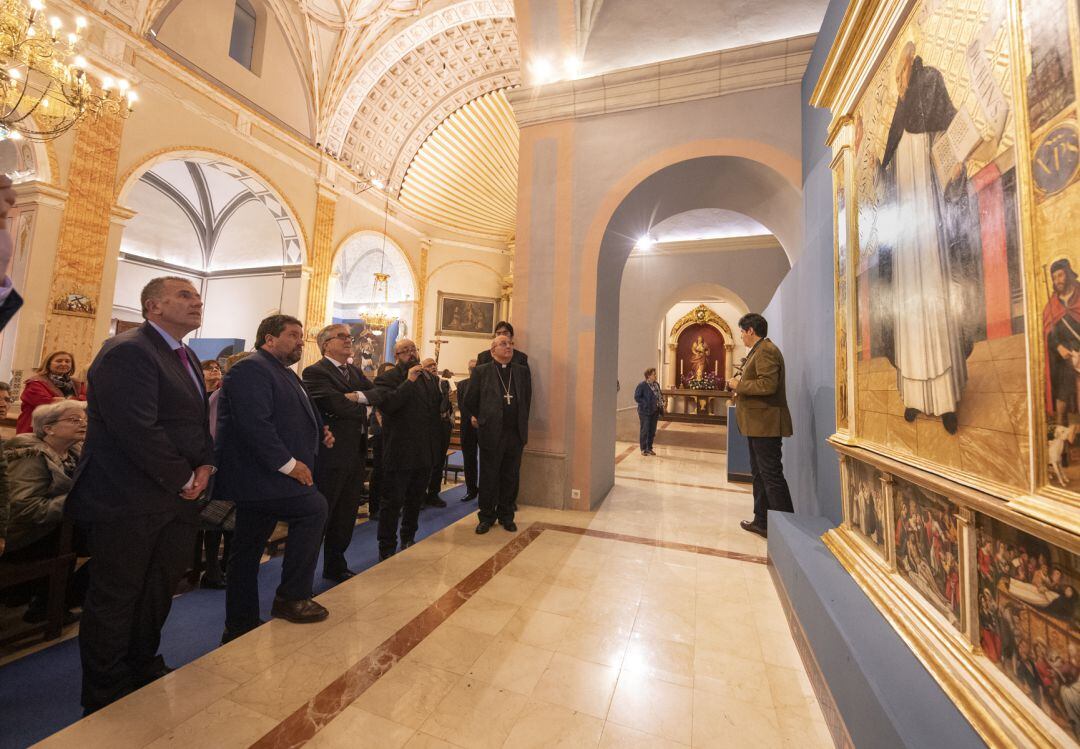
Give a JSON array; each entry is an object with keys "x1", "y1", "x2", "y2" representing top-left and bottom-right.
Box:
[
  {"x1": 848, "y1": 459, "x2": 886, "y2": 554},
  {"x1": 436, "y1": 292, "x2": 499, "y2": 338},
  {"x1": 893, "y1": 476, "x2": 961, "y2": 628},
  {"x1": 976, "y1": 515, "x2": 1080, "y2": 739}
]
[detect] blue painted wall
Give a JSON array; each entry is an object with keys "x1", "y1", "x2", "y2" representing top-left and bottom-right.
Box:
[{"x1": 762, "y1": 0, "x2": 850, "y2": 524}]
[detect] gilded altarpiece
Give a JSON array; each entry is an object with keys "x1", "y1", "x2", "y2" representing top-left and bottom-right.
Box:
[{"x1": 814, "y1": 0, "x2": 1080, "y2": 744}]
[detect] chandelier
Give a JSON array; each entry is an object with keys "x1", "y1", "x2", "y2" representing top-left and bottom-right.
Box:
[
  {"x1": 0, "y1": 0, "x2": 136, "y2": 142},
  {"x1": 359, "y1": 272, "x2": 391, "y2": 333}
]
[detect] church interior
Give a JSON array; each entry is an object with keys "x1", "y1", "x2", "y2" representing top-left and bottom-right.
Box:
[{"x1": 1, "y1": 0, "x2": 1079, "y2": 746}]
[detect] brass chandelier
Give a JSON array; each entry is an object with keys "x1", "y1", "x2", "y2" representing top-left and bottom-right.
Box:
[{"x1": 0, "y1": 0, "x2": 136, "y2": 142}]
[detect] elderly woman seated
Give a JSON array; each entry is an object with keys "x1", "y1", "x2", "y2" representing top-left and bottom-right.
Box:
[{"x1": 3, "y1": 399, "x2": 89, "y2": 623}]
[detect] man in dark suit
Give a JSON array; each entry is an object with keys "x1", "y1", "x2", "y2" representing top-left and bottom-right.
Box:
[
  {"x1": 727, "y1": 313, "x2": 793, "y2": 539},
  {"x1": 422, "y1": 357, "x2": 452, "y2": 508},
  {"x1": 215, "y1": 315, "x2": 334, "y2": 642},
  {"x1": 476, "y1": 320, "x2": 528, "y2": 366},
  {"x1": 68, "y1": 276, "x2": 214, "y2": 713},
  {"x1": 303, "y1": 324, "x2": 375, "y2": 583},
  {"x1": 455, "y1": 359, "x2": 479, "y2": 502},
  {"x1": 372, "y1": 338, "x2": 442, "y2": 560},
  {"x1": 465, "y1": 335, "x2": 531, "y2": 534}
]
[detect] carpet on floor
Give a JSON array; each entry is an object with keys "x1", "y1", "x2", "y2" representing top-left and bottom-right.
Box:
[{"x1": 0, "y1": 481, "x2": 478, "y2": 749}]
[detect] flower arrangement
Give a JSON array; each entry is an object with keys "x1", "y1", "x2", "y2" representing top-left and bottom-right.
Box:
[{"x1": 682, "y1": 372, "x2": 720, "y2": 390}]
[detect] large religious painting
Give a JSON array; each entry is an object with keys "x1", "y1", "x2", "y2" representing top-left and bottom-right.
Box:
[
  {"x1": 1019, "y1": 0, "x2": 1080, "y2": 496},
  {"x1": 893, "y1": 476, "x2": 961, "y2": 629},
  {"x1": 835, "y1": 173, "x2": 851, "y2": 432},
  {"x1": 848, "y1": 458, "x2": 885, "y2": 554},
  {"x1": 977, "y1": 515, "x2": 1080, "y2": 738},
  {"x1": 852, "y1": 0, "x2": 1027, "y2": 490},
  {"x1": 436, "y1": 292, "x2": 499, "y2": 338}
]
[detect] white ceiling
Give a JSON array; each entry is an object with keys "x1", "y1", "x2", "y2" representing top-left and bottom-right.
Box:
[
  {"x1": 580, "y1": 0, "x2": 828, "y2": 76},
  {"x1": 650, "y1": 209, "x2": 772, "y2": 242}
]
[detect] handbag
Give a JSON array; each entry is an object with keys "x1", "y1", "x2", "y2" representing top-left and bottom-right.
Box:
[{"x1": 198, "y1": 496, "x2": 236, "y2": 532}]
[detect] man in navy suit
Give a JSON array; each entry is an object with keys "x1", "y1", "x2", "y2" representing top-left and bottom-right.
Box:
[
  {"x1": 68, "y1": 276, "x2": 214, "y2": 713},
  {"x1": 215, "y1": 315, "x2": 334, "y2": 642}
]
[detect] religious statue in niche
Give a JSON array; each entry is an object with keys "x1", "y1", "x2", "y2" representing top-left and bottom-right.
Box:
[
  {"x1": 676, "y1": 322, "x2": 724, "y2": 390},
  {"x1": 977, "y1": 514, "x2": 1080, "y2": 739},
  {"x1": 853, "y1": 0, "x2": 1027, "y2": 489}
]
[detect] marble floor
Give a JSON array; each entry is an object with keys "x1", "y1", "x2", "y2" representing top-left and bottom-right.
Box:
[{"x1": 37, "y1": 435, "x2": 831, "y2": 748}]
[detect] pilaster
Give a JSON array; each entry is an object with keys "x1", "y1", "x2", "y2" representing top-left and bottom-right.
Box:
[
  {"x1": 416, "y1": 238, "x2": 430, "y2": 345},
  {"x1": 301, "y1": 185, "x2": 338, "y2": 367}
]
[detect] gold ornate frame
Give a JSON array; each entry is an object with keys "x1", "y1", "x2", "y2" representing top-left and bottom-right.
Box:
[{"x1": 812, "y1": 0, "x2": 1080, "y2": 744}]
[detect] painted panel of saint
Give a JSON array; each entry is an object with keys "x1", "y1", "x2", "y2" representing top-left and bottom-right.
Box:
[
  {"x1": 848, "y1": 459, "x2": 885, "y2": 553},
  {"x1": 1019, "y1": 0, "x2": 1080, "y2": 494},
  {"x1": 853, "y1": 0, "x2": 1027, "y2": 490},
  {"x1": 892, "y1": 477, "x2": 961, "y2": 629},
  {"x1": 977, "y1": 515, "x2": 1080, "y2": 739}
]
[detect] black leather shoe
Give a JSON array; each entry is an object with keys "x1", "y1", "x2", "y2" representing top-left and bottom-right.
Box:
[
  {"x1": 270, "y1": 597, "x2": 329, "y2": 624},
  {"x1": 379, "y1": 548, "x2": 395, "y2": 561},
  {"x1": 461, "y1": 491, "x2": 478, "y2": 502},
  {"x1": 942, "y1": 412, "x2": 958, "y2": 435},
  {"x1": 134, "y1": 660, "x2": 173, "y2": 687},
  {"x1": 502, "y1": 520, "x2": 518, "y2": 532},
  {"x1": 425, "y1": 495, "x2": 448, "y2": 508},
  {"x1": 322, "y1": 569, "x2": 355, "y2": 583},
  {"x1": 401, "y1": 539, "x2": 415, "y2": 549},
  {"x1": 200, "y1": 574, "x2": 227, "y2": 590},
  {"x1": 740, "y1": 520, "x2": 768, "y2": 539},
  {"x1": 220, "y1": 619, "x2": 265, "y2": 645},
  {"x1": 476, "y1": 521, "x2": 493, "y2": 534}
]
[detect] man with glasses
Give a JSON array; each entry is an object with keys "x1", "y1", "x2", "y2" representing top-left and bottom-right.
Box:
[
  {"x1": 303, "y1": 324, "x2": 376, "y2": 582},
  {"x1": 371, "y1": 339, "x2": 443, "y2": 560}
]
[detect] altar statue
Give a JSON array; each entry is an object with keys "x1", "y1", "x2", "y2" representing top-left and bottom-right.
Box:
[{"x1": 690, "y1": 336, "x2": 710, "y2": 380}]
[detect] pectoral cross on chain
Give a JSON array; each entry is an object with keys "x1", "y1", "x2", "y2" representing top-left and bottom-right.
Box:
[{"x1": 503, "y1": 392, "x2": 514, "y2": 405}]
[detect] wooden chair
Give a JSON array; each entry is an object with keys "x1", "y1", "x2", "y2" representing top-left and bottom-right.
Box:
[{"x1": 0, "y1": 522, "x2": 76, "y2": 644}]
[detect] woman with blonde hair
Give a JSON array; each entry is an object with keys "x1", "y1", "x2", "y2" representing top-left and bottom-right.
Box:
[{"x1": 16, "y1": 350, "x2": 87, "y2": 434}]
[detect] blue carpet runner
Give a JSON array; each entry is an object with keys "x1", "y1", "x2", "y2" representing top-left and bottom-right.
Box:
[{"x1": 0, "y1": 481, "x2": 478, "y2": 749}]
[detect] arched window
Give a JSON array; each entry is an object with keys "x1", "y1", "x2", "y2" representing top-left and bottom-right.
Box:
[{"x1": 229, "y1": 0, "x2": 257, "y2": 70}]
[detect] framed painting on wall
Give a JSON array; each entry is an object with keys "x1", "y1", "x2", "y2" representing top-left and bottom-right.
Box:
[
  {"x1": 435, "y1": 292, "x2": 500, "y2": 338},
  {"x1": 848, "y1": 458, "x2": 887, "y2": 557}
]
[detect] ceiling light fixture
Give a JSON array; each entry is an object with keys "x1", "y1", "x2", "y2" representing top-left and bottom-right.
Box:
[
  {"x1": 529, "y1": 57, "x2": 555, "y2": 85},
  {"x1": 636, "y1": 235, "x2": 655, "y2": 250}
]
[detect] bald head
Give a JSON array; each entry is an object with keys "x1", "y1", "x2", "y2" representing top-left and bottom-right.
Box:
[
  {"x1": 422, "y1": 357, "x2": 438, "y2": 375},
  {"x1": 394, "y1": 338, "x2": 419, "y2": 366},
  {"x1": 490, "y1": 334, "x2": 513, "y2": 364}
]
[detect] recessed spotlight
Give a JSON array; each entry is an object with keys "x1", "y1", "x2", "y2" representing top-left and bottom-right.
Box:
[
  {"x1": 529, "y1": 57, "x2": 555, "y2": 85},
  {"x1": 636, "y1": 235, "x2": 655, "y2": 250}
]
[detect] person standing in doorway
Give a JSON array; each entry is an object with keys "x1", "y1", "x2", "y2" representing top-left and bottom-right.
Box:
[
  {"x1": 634, "y1": 368, "x2": 664, "y2": 456},
  {"x1": 727, "y1": 313, "x2": 793, "y2": 539}
]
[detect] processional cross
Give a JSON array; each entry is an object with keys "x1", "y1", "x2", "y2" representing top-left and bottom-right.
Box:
[{"x1": 428, "y1": 337, "x2": 450, "y2": 366}]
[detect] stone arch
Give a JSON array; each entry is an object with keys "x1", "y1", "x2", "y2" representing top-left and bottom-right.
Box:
[{"x1": 115, "y1": 147, "x2": 308, "y2": 266}]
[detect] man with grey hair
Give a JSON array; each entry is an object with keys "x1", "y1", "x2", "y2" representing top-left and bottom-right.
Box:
[
  {"x1": 371, "y1": 338, "x2": 442, "y2": 559},
  {"x1": 302, "y1": 323, "x2": 375, "y2": 582},
  {"x1": 68, "y1": 275, "x2": 214, "y2": 713}
]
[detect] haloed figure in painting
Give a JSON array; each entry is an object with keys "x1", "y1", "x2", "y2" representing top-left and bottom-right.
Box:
[{"x1": 878, "y1": 41, "x2": 981, "y2": 435}]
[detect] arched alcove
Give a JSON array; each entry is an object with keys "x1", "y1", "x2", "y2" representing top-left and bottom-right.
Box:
[{"x1": 110, "y1": 153, "x2": 307, "y2": 352}]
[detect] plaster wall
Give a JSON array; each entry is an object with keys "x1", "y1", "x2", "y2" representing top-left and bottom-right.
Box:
[
  {"x1": 155, "y1": 0, "x2": 313, "y2": 136},
  {"x1": 513, "y1": 83, "x2": 803, "y2": 509}
]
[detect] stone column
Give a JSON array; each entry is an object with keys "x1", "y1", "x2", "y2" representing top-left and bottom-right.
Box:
[
  {"x1": 41, "y1": 113, "x2": 125, "y2": 367},
  {"x1": 501, "y1": 239, "x2": 515, "y2": 320},
  {"x1": 301, "y1": 185, "x2": 337, "y2": 368},
  {"x1": 725, "y1": 343, "x2": 735, "y2": 380}
]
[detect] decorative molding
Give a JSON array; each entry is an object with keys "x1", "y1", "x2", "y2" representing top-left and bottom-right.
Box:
[
  {"x1": 324, "y1": 0, "x2": 515, "y2": 154},
  {"x1": 507, "y1": 34, "x2": 816, "y2": 128},
  {"x1": 628, "y1": 234, "x2": 784, "y2": 258}
]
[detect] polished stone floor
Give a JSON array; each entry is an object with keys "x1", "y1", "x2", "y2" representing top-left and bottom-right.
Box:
[{"x1": 38, "y1": 432, "x2": 829, "y2": 748}]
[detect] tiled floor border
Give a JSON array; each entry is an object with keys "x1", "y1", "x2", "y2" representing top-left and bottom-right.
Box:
[{"x1": 249, "y1": 522, "x2": 767, "y2": 748}]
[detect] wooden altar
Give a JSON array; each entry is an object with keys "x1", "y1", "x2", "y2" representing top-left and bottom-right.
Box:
[{"x1": 661, "y1": 388, "x2": 730, "y2": 424}]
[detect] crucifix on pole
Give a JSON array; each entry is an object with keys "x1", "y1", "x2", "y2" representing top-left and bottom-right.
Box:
[{"x1": 429, "y1": 337, "x2": 449, "y2": 366}]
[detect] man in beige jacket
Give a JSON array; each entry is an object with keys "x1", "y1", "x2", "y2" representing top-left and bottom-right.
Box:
[{"x1": 728, "y1": 313, "x2": 793, "y2": 539}]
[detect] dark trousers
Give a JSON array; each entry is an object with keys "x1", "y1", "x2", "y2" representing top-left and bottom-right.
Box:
[
  {"x1": 369, "y1": 433, "x2": 383, "y2": 518},
  {"x1": 461, "y1": 422, "x2": 478, "y2": 494},
  {"x1": 202, "y1": 530, "x2": 231, "y2": 584},
  {"x1": 379, "y1": 468, "x2": 428, "y2": 557},
  {"x1": 316, "y1": 435, "x2": 367, "y2": 575},
  {"x1": 225, "y1": 492, "x2": 327, "y2": 631},
  {"x1": 427, "y1": 421, "x2": 452, "y2": 498},
  {"x1": 478, "y1": 428, "x2": 524, "y2": 524},
  {"x1": 747, "y1": 436, "x2": 794, "y2": 527},
  {"x1": 638, "y1": 412, "x2": 659, "y2": 451},
  {"x1": 79, "y1": 510, "x2": 197, "y2": 712}
]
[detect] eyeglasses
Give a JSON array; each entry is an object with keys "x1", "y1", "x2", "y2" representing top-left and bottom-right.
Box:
[
  {"x1": 331, "y1": 333, "x2": 353, "y2": 342},
  {"x1": 56, "y1": 417, "x2": 88, "y2": 425},
  {"x1": 397, "y1": 346, "x2": 418, "y2": 354}
]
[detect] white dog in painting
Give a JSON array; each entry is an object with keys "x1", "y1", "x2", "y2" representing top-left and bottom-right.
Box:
[{"x1": 1049, "y1": 424, "x2": 1079, "y2": 486}]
